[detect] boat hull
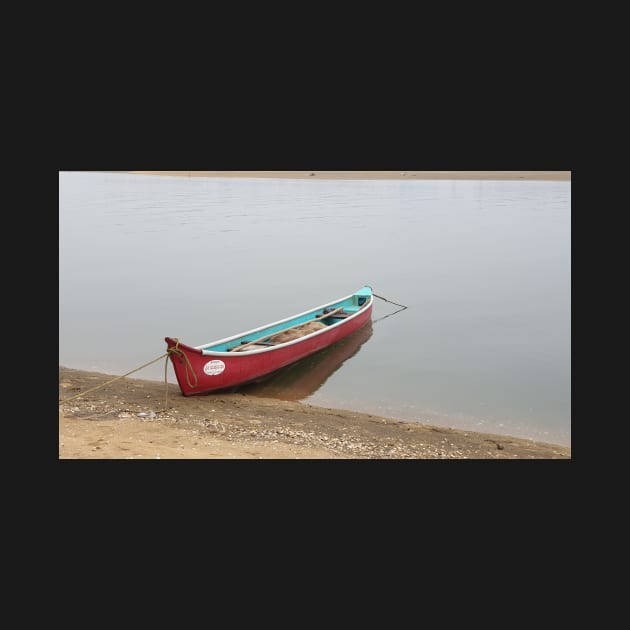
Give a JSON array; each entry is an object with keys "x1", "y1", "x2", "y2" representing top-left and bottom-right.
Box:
[{"x1": 166, "y1": 291, "x2": 373, "y2": 396}]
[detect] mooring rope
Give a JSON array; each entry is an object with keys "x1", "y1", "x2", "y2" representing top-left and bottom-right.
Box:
[
  {"x1": 59, "y1": 338, "x2": 198, "y2": 410},
  {"x1": 163, "y1": 339, "x2": 198, "y2": 409},
  {"x1": 59, "y1": 353, "x2": 168, "y2": 404},
  {"x1": 372, "y1": 292, "x2": 408, "y2": 310},
  {"x1": 372, "y1": 305, "x2": 408, "y2": 323}
]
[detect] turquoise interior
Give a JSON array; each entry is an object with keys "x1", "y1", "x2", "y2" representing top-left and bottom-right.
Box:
[{"x1": 204, "y1": 286, "x2": 372, "y2": 352}]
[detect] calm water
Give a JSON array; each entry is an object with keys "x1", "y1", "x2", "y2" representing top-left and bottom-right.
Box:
[{"x1": 59, "y1": 172, "x2": 571, "y2": 446}]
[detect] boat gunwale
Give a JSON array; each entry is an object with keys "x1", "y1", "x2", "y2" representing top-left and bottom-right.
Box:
[{"x1": 197, "y1": 291, "x2": 373, "y2": 356}]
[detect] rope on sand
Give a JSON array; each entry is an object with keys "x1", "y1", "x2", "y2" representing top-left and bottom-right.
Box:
[{"x1": 58, "y1": 339, "x2": 197, "y2": 409}]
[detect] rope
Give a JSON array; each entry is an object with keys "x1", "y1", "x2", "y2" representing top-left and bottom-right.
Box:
[
  {"x1": 373, "y1": 305, "x2": 407, "y2": 323},
  {"x1": 59, "y1": 353, "x2": 168, "y2": 404},
  {"x1": 164, "y1": 354, "x2": 170, "y2": 411},
  {"x1": 163, "y1": 339, "x2": 198, "y2": 409},
  {"x1": 58, "y1": 338, "x2": 198, "y2": 410},
  {"x1": 372, "y1": 292, "x2": 408, "y2": 310}
]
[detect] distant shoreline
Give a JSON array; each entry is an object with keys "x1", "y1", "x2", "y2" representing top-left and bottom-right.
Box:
[{"x1": 124, "y1": 171, "x2": 571, "y2": 181}]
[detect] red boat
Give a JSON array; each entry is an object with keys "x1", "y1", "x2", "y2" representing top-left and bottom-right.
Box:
[{"x1": 166, "y1": 286, "x2": 373, "y2": 396}]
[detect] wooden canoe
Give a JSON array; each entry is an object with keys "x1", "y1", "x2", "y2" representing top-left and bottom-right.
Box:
[{"x1": 165, "y1": 286, "x2": 373, "y2": 396}]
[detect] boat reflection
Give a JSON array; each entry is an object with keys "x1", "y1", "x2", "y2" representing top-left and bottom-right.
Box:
[{"x1": 237, "y1": 320, "x2": 374, "y2": 400}]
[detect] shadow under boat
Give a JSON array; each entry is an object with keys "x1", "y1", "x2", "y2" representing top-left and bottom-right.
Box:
[{"x1": 236, "y1": 319, "x2": 374, "y2": 401}]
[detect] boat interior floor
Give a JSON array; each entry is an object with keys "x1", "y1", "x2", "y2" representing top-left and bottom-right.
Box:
[{"x1": 228, "y1": 308, "x2": 351, "y2": 352}]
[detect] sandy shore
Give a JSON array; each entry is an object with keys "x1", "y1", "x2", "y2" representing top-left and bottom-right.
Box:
[
  {"x1": 126, "y1": 171, "x2": 570, "y2": 181},
  {"x1": 58, "y1": 367, "x2": 570, "y2": 459}
]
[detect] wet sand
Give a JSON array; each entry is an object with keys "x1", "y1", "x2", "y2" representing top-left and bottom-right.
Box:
[{"x1": 59, "y1": 367, "x2": 570, "y2": 459}]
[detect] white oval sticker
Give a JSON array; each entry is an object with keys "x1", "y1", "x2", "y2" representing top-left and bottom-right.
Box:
[{"x1": 203, "y1": 360, "x2": 226, "y2": 376}]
